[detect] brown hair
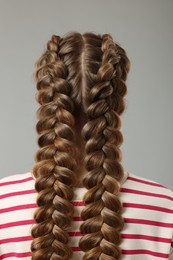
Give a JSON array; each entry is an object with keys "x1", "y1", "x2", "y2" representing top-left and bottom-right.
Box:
[{"x1": 30, "y1": 31, "x2": 130, "y2": 259}]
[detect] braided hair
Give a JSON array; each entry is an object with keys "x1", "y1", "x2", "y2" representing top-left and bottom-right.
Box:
[{"x1": 30, "y1": 31, "x2": 130, "y2": 259}]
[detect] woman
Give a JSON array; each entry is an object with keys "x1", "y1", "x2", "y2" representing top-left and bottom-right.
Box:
[{"x1": 0, "y1": 31, "x2": 173, "y2": 260}]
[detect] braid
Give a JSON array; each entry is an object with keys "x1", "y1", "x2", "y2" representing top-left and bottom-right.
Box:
[
  {"x1": 30, "y1": 35, "x2": 78, "y2": 259},
  {"x1": 30, "y1": 31, "x2": 130, "y2": 260},
  {"x1": 79, "y1": 34, "x2": 130, "y2": 259}
]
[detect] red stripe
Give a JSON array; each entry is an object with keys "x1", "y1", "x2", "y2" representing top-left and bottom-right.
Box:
[
  {"x1": 68, "y1": 232, "x2": 171, "y2": 243},
  {"x1": 128, "y1": 176, "x2": 166, "y2": 188},
  {"x1": 121, "y1": 188, "x2": 173, "y2": 201},
  {"x1": 0, "y1": 250, "x2": 169, "y2": 258},
  {"x1": 123, "y1": 203, "x2": 173, "y2": 213},
  {"x1": 0, "y1": 234, "x2": 171, "y2": 246},
  {"x1": 0, "y1": 189, "x2": 36, "y2": 199},
  {"x1": 171, "y1": 241, "x2": 173, "y2": 247},
  {"x1": 71, "y1": 201, "x2": 173, "y2": 213},
  {"x1": 0, "y1": 252, "x2": 32, "y2": 259},
  {"x1": 0, "y1": 219, "x2": 34, "y2": 229},
  {"x1": 68, "y1": 232, "x2": 81, "y2": 236},
  {"x1": 72, "y1": 201, "x2": 84, "y2": 206},
  {"x1": 0, "y1": 236, "x2": 32, "y2": 244},
  {"x1": 124, "y1": 218, "x2": 173, "y2": 228},
  {"x1": 2, "y1": 203, "x2": 171, "y2": 221},
  {"x1": 71, "y1": 246, "x2": 81, "y2": 251},
  {"x1": 71, "y1": 216, "x2": 173, "y2": 228},
  {"x1": 121, "y1": 234, "x2": 171, "y2": 243},
  {"x1": 0, "y1": 203, "x2": 37, "y2": 214},
  {"x1": 0, "y1": 177, "x2": 33, "y2": 187},
  {"x1": 121, "y1": 249, "x2": 168, "y2": 258},
  {"x1": 72, "y1": 216, "x2": 82, "y2": 221},
  {"x1": 1, "y1": 217, "x2": 172, "y2": 231}
]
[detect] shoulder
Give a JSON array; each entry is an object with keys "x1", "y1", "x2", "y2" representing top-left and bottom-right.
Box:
[
  {"x1": 125, "y1": 171, "x2": 173, "y2": 210},
  {"x1": 0, "y1": 171, "x2": 34, "y2": 195},
  {"x1": 127, "y1": 171, "x2": 173, "y2": 195},
  {"x1": 0, "y1": 171, "x2": 33, "y2": 182},
  {"x1": 0, "y1": 172, "x2": 36, "y2": 225}
]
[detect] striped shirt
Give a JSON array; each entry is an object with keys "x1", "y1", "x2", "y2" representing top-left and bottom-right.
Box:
[{"x1": 0, "y1": 171, "x2": 173, "y2": 260}]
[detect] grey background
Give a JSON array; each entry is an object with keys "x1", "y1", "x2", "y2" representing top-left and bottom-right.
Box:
[{"x1": 0, "y1": 0, "x2": 172, "y2": 190}]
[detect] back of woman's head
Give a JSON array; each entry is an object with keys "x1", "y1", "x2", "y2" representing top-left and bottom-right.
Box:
[{"x1": 31, "y1": 31, "x2": 131, "y2": 259}]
